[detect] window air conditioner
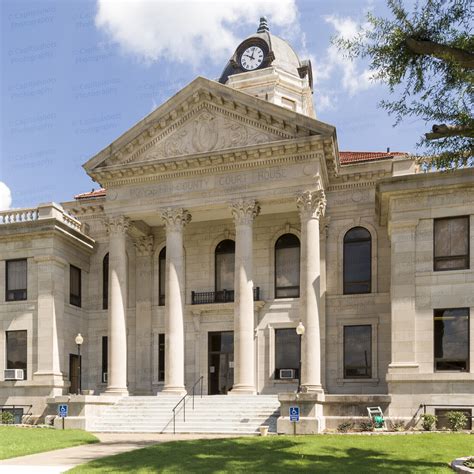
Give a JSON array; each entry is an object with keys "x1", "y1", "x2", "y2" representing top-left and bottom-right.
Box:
[
  {"x1": 4, "y1": 369, "x2": 24, "y2": 381},
  {"x1": 279, "y1": 369, "x2": 295, "y2": 379},
  {"x1": 102, "y1": 372, "x2": 108, "y2": 383}
]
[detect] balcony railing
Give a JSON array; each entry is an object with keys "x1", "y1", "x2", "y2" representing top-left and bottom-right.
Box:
[{"x1": 191, "y1": 287, "x2": 260, "y2": 305}]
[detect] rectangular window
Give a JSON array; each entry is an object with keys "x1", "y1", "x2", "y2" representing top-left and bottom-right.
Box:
[
  {"x1": 274, "y1": 328, "x2": 300, "y2": 379},
  {"x1": 6, "y1": 259, "x2": 27, "y2": 301},
  {"x1": 434, "y1": 308, "x2": 469, "y2": 371},
  {"x1": 70, "y1": 265, "x2": 81, "y2": 307},
  {"x1": 344, "y1": 325, "x2": 372, "y2": 378},
  {"x1": 101, "y1": 336, "x2": 108, "y2": 383},
  {"x1": 158, "y1": 333, "x2": 165, "y2": 382},
  {"x1": 434, "y1": 216, "x2": 469, "y2": 271},
  {"x1": 6, "y1": 330, "x2": 27, "y2": 379}
]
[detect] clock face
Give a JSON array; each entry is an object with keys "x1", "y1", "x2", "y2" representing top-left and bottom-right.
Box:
[{"x1": 240, "y1": 46, "x2": 264, "y2": 71}]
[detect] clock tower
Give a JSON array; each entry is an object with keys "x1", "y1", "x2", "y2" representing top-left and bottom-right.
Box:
[{"x1": 219, "y1": 17, "x2": 315, "y2": 118}]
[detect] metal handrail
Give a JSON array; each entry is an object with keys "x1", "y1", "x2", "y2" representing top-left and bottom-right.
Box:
[{"x1": 171, "y1": 375, "x2": 204, "y2": 434}]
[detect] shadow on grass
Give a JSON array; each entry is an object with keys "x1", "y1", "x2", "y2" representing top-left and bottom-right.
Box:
[{"x1": 71, "y1": 435, "x2": 458, "y2": 473}]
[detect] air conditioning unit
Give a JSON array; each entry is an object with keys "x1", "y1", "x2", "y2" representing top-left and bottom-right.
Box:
[
  {"x1": 102, "y1": 372, "x2": 108, "y2": 383},
  {"x1": 4, "y1": 369, "x2": 24, "y2": 381},
  {"x1": 279, "y1": 369, "x2": 296, "y2": 379}
]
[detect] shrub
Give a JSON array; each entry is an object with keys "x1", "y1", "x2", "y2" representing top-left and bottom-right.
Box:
[
  {"x1": 337, "y1": 421, "x2": 354, "y2": 433},
  {"x1": 390, "y1": 419, "x2": 406, "y2": 432},
  {"x1": 1, "y1": 411, "x2": 15, "y2": 424},
  {"x1": 446, "y1": 411, "x2": 468, "y2": 431},
  {"x1": 359, "y1": 420, "x2": 375, "y2": 432},
  {"x1": 420, "y1": 413, "x2": 437, "y2": 431}
]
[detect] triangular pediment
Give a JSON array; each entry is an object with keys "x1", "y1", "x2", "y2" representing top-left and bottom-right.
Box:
[{"x1": 84, "y1": 76, "x2": 336, "y2": 174}]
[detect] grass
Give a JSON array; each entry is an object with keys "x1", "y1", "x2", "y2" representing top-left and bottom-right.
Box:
[
  {"x1": 0, "y1": 426, "x2": 99, "y2": 460},
  {"x1": 70, "y1": 432, "x2": 473, "y2": 473}
]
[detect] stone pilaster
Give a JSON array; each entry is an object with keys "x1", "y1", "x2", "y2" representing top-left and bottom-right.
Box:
[
  {"x1": 104, "y1": 216, "x2": 130, "y2": 396},
  {"x1": 230, "y1": 199, "x2": 260, "y2": 394},
  {"x1": 134, "y1": 235, "x2": 154, "y2": 395},
  {"x1": 296, "y1": 190, "x2": 326, "y2": 393},
  {"x1": 161, "y1": 208, "x2": 191, "y2": 394}
]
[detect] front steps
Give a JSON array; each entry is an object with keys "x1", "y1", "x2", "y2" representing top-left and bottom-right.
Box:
[{"x1": 90, "y1": 394, "x2": 280, "y2": 434}]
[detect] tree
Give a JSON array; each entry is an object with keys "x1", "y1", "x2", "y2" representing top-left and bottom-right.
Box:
[{"x1": 335, "y1": 0, "x2": 473, "y2": 169}]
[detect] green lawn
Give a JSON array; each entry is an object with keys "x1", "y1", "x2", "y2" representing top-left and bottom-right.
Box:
[
  {"x1": 0, "y1": 426, "x2": 98, "y2": 460},
  {"x1": 71, "y1": 433, "x2": 472, "y2": 473}
]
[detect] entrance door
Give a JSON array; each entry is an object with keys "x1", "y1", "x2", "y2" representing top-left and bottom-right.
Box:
[
  {"x1": 208, "y1": 331, "x2": 234, "y2": 394},
  {"x1": 69, "y1": 354, "x2": 81, "y2": 394}
]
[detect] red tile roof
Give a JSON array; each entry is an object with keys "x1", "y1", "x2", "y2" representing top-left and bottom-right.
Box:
[
  {"x1": 73, "y1": 151, "x2": 409, "y2": 199},
  {"x1": 339, "y1": 151, "x2": 407, "y2": 164}
]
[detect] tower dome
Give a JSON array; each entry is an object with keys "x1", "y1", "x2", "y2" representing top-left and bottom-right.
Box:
[{"x1": 218, "y1": 18, "x2": 314, "y2": 117}]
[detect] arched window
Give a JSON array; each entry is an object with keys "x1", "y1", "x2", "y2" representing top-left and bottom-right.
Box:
[
  {"x1": 215, "y1": 240, "x2": 235, "y2": 296},
  {"x1": 275, "y1": 234, "x2": 300, "y2": 298},
  {"x1": 159, "y1": 247, "x2": 166, "y2": 306},
  {"x1": 343, "y1": 227, "x2": 372, "y2": 294},
  {"x1": 102, "y1": 253, "x2": 109, "y2": 310}
]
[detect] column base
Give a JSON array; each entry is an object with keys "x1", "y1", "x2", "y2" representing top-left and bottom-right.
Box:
[
  {"x1": 102, "y1": 387, "x2": 129, "y2": 396},
  {"x1": 301, "y1": 384, "x2": 325, "y2": 395},
  {"x1": 229, "y1": 384, "x2": 256, "y2": 395},
  {"x1": 161, "y1": 385, "x2": 187, "y2": 396}
]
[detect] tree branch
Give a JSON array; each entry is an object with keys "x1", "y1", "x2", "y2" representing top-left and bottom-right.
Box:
[
  {"x1": 405, "y1": 38, "x2": 474, "y2": 68},
  {"x1": 425, "y1": 123, "x2": 474, "y2": 140}
]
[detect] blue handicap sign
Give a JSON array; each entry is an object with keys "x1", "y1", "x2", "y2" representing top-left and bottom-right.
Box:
[
  {"x1": 58, "y1": 404, "x2": 68, "y2": 418},
  {"x1": 289, "y1": 406, "x2": 300, "y2": 422}
]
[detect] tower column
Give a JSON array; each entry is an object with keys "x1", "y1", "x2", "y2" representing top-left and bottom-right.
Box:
[
  {"x1": 161, "y1": 208, "x2": 191, "y2": 395},
  {"x1": 230, "y1": 199, "x2": 260, "y2": 394},
  {"x1": 296, "y1": 190, "x2": 326, "y2": 392},
  {"x1": 104, "y1": 216, "x2": 130, "y2": 396}
]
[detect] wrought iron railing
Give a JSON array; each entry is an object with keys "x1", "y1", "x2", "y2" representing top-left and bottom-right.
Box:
[
  {"x1": 172, "y1": 375, "x2": 204, "y2": 434},
  {"x1": 191, "y1": 287, "x2": 260, "y2": 305}
]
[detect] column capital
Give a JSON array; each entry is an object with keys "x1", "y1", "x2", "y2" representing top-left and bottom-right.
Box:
[
  {"x1": 160, "y1": 208, "x2": 191, "y2": 231},
  {"x1": 296, "y1": 190, "x2": 326, "y2": 220},
  {"x1": 134, "y1": 235, "x2": 154, "y2": 257},
  {"x1": 105, "y1": 216, "x2": 131, "y2": 235},
  {"x1": 230, "y1": 199, "x2": 260, "y2": 225}
]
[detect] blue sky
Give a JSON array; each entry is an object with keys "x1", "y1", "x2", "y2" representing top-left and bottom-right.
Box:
[{"x1": 0, "y1": 0, "x2": 426, "y2": 209}]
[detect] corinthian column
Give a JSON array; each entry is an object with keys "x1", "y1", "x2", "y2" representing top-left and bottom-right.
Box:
[
  {"x1": 161, "y1": 208, "x2": 191, "y2": 394},
  {"x1": 296, "y1": 190, "x2": 326, "y2": 392},
  {"x1": 104, "y1": 216, "x2": 130, "y2": 396},
  {"x1": 230, "y1": 199, "x2": 260, "y2": 395}
]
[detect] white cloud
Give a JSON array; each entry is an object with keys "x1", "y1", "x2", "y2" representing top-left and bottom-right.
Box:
[
  {"x1": 95, "y1": 0, "x2": 298, "y2": 65},
  {"x1": 0, "y1": 182, "x2": 12, "y2": 211}
]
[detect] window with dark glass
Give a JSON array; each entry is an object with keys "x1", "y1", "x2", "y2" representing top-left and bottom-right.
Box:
[
  {"x1": 344, "y1": 325, "x2": 372, "y2": 378},
  {"x1": 158, "y1": 333, "x2": 165, "y2": 382},
  {"x1": 434, "y1": 217, "x2": 469, "y2": 271},
  {"x1": 6, "y1": 330, "x2": 27, "y2": 379},
  {"x1": 275, "y1": 234, "x2": 300, "y2": 298},
  {"x1": 159, "y1": 247, "x2": 166, "y2": 306},
  {"x1": 434, "y1": 308, "x2": 469, "y2": 371},
  {"x1": 343, "y1": 227, "x2": 371, "y2": 294},
  {"x1": 274, "y1": 328, "x2": 300, "y2": 379},
  {"x1": 6, "y1": 259, "x2": 27, "y2": 302},
  {"x1": 70, "y1": 265, "x2": 81, "y2": 307},
  {"x1": 101, "y1": 336, "x2": 108, "y2": 383},
  {"x1": 102, "y1": 253, "x2": 109, "y2": 310},
  {"x1": 215, "y1": 240, "x2": 235, "y2": 301}
]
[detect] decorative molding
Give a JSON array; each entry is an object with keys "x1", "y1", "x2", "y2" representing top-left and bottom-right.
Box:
[
  {"x1": 160, "y1": 208, "x2": 192, "y2": 231},
  {"x1": 105, "y1": 216, "x2": 130, "y2": 235},
  {"x1": 296, "y1": 190, "x2": 326, "y2": 220},
  {"x1": 230, "y1": 199, "x2": 260, "y2": 225},
  {"x1": 134, "y1": 235, "x2": 154, "y2": 257}
]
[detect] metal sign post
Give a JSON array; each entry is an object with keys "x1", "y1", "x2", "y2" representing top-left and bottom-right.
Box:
[
  {"x1": 58, "y1": 404, "x2": 68, "y2": 430},
  {"x1": 289, "y1": 406, "x2": 300, "y2": 435}
]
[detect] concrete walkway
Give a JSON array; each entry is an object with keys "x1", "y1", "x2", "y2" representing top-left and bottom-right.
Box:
[{"x1": 0, "y1": 432, "x2": 238, "y2": 473}]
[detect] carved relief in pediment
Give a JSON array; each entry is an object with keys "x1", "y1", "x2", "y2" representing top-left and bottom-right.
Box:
[{"x1": 144, "y1": 108, "x2": 283, "y2": 161}]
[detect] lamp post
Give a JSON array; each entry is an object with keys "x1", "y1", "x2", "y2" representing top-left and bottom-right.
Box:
[
  {"x1": 75, "y1": 333, "x2": 84, "y2": 395},
  {"x1": 296, "y1": 322, "x2": 305, "y2": 393}
]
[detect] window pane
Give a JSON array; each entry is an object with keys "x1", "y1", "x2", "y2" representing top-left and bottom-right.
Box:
[
  {"x1": 275, "y1": 329, "x2": 300, "y2": 379},
  {"x1": 159, "y1": 248, "x2": 166, "y2": 305},
  {"x1": 102, "y1": 336, "x2": 108, "y2": 382},
  {"x1": 6, "y1": 260, "x2": 27, "y2": 301},
  {"x1": 6, "y1": 330, "x2": 27, "y2": 379},
  {"x1": 158, "y1": 333, "x2": 165, "y2": 382},
  {"x1": 344, "y1": 229, "x2": 371, "y2": 294},
  {"x1": 103, "y1": 254, "x2": 109, "y2": 310},
  {"x1": 449, "y1": 218, "x2": 469, "y2": 256},
  {"x1": 275, "y1": 234, "x2": 300, "y2": 298},
  {"x1": 434, "y1": 219, "x2": 451, "y2": 257},
  {"x1": 216, "y1": 252, "x2": 235, "y2": 291},
  {"x1": 70, "y1": 265, "x2": 81, "y2": 307},
  {"x1": 434, "y1": 308, "x2": 469, "y2": 371},
  {"x1": 344, "y1": 325, "x2": 371, "y2": 378},
  {"x1": 434, "y1": 217, "x2": 469, "y2": 271}
]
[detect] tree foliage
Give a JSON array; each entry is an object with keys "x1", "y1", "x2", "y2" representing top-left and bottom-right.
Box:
[{"x1": 335, "y1": 0, "x2": 473, "y2": 169}]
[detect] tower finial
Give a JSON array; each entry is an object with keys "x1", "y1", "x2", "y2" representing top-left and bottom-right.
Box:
[{"x1": 257, "y1": 16, "x2": 269, "y2": 33}]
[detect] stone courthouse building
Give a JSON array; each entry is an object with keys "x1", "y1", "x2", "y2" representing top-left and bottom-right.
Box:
[{"x1": 0, "y1": 19, "x2": 472, "y2": 431}]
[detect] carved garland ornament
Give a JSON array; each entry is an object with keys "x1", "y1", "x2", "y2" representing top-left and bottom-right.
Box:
[
  {"x1": 296, "y1": 190, "x2": 327, "y2": 220},
  {"x1": 230, "y1": 199, "x2": 260, "y2": 225},
  {"x1": 134, "y1": 235, "x2": 154, "y2": 257},
  {"x1": 160, "y1": 208, "x2": 192, "y2": 231},
  {"x1": 105, "y1": 216, "x2": 130, "y2": 234}
]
